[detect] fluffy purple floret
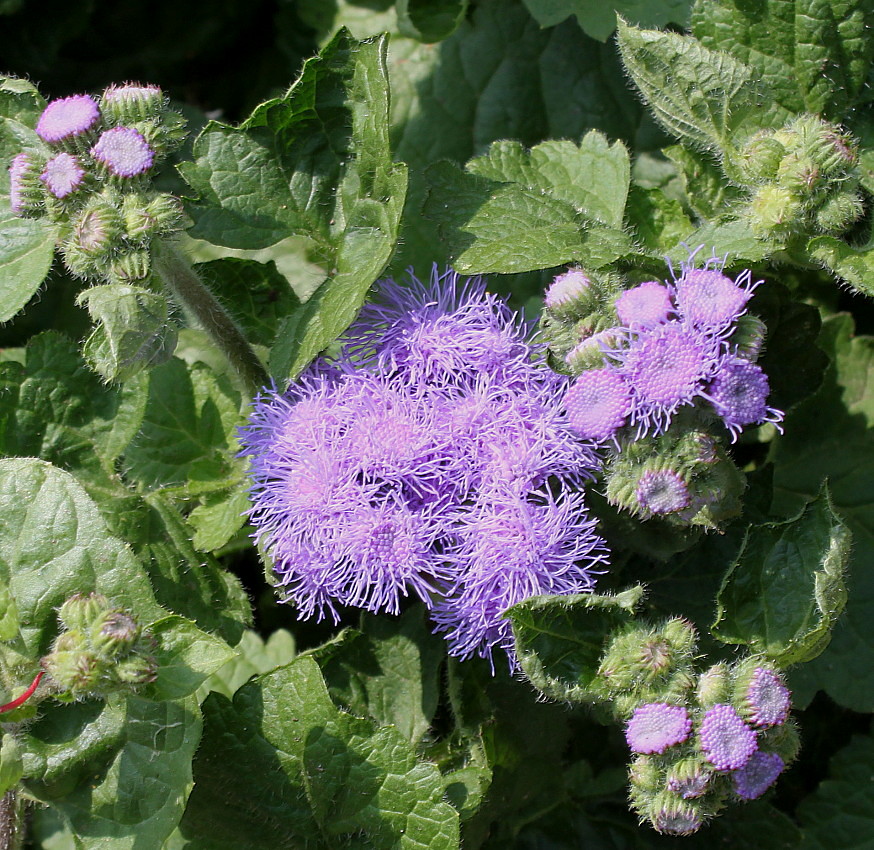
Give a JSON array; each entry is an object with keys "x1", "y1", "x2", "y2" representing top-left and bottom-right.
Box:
[
  {"x1": 91, "y1": 127, "x2": 154, "y2": 177},
  {"x1": 613, "y1": 322, "x2": 724, "y2": 434},
  {"x1": 432, "y1": 485, "x2": 607, "y2": 664},
  {"x1": 636, "y1": 469, "x2": 690, "y2": 515},
  {"x1": 343, "y1": 267, "x2": 533, "y2": 386},
  {"x1": 625, "y1": 703, "x2": 692, "y2": 754},
  {"x1": 706, "y1": 360, "x2": 783, "y2": 440},
  {"x1": 615, "y1": 281, "x2": 673, "y2": 328},
  {"x1": 732, "y1": 751, "x2": 784, "y2": 800},
  {"x1": 545, "y1": 268, "x2": 590, "y2": 312},
  {"x1": 36, "y1": 95, "x2": 99, "y2": 143},
  {"x1": 745, "y1": 667, "x2": 791, "y2": 728},
  {"x1": 564, "y1": 368, "x2": 632, "y2": 442},
  {"x1": 40, "y1": 152, "x2": 84, "y2": 198},
  {"x1": 8, "y1": 153, "x2": 35, "y2": 214},
  {"x1": 699, "y1": 704, "x2": 758, "y2": 771},
  {"x1": 675, "y1": 268, "x2": 756, "y2": 329}
]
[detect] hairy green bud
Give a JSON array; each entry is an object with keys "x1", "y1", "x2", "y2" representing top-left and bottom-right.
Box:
[
  {"x1": 729, "y1": 314, "x2": 768, "y2": 361},
  {"x1": 122, "y1": 191, "x2": 184, "y2": 244},
  {"x1": 115, "y1": 655, "x2": 158, "y2": 686},
  {"x1": 696, "y1": 663, "x2": 730, "y2": 709},
  {"x1": 109, "y1": 248, "x2": 151, "y2": 283},
  {"x1": 814, "y1": 191, "x2": 865, "y2": 234},
  {"x1": 666, "y1": 757, "x2": 713, "y2": 800},
  {"x1": 749, "y1": 184, "x2": 802, "y2": 236},
  {"x1": 91, "y1": 610, "x2": 142, "y2": 657},
  {"x1": 735, "y1": 131, "x2": 786, "y2": 183},
  {"x1": 58, "y1": 592, "x2": 110, "y2": 632}
]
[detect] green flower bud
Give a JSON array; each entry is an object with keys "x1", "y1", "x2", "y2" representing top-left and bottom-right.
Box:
[
  {"x1": 789, "y1": 115, "x2": 859, "y2": 176},
  {"x1": 729, "y1": 314, "x2": 768, "y2": 361},
  {"x1": 131, "y1": 111, "x2": 188, "y2": 160},
  {"x1": 108, "y1": 248, "x2": 151, "y2": 283},
  {"x1": 114, "y1": 654, "x2": 157, "y2": 686},
  {"x1": 629, "y1": 755, "x2": 663, "y2": 800},
  {"x1": 666, "y1": 756, "x2": 713, "y2": 800},
  {"x1": 757, "y1": 718, "x2": 801, "y2": 766},
  {"x1": 58, "y1": 592, "x2": 109, "y2": 632},
  {"x1": 101, "y1": 84, "x2": 167, "y2": 125},
  {"x1": 696, "y1": 663, "x2": 730, "y2": 709},
  {"x1": 776, "y1": 152, "x2": 822, "y2": 195},
  {"x1": 749, "y1": 184, "x2": 803, "y2": 236},
  {"x1": 42, "y1": 639, "x2": 101, "y2": 697},
  {"x1": 735, "y1": 131, "x2": 786, "y2": 183},
  {"x1": 564, "y1": 328, "x2": 623, "y2": 373},
  {"x1": 91, "y1": 610, "x2": 141, "y2": 657},
  {"x1": 648, "y1": 791, "x2": 706, "y2": 836},
  {"x1": 814, "y1": 190, "x2": 865, "y2": 234}
]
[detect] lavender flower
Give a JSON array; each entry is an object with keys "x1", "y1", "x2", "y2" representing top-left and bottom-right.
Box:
[
  {"x1": 706, "y1": 360, "x2": 784, "y2": 440},
  {"x1": 675, "y1": 268, "x2": 755, "y2": 330},
  {"x1": 625, "y1": 703, "x2": 692, "y2": 754},
  {"x1": 8, "y1": 152, "x2": 41, "y2": 215},
  {"x1": 545, "y1": 268, "x2": 591, "y2": 315},
  {"x1": 741, "y1": 667, "x2": 791, "y2": 728},
  {"x1": 564, "y1": 368, "x2": 632, "y2": 442},
  {"x1": 731, "y1": 751, "x2": 784, "y2": 800},
  {"x1": 615, "y1": 281, "x2": 673, "y2": 328},
  {"x1": 699, "y1": 704, "x2": 758, "y2": 771},
  {"x1": 635, "y1": 469, "x2": 690, "y2": 515},
  {"x1": 36, "y1": 95, "x2": 100, "y2": 143},
  {"x1": 40, "y1": 152, "x2": 85, "y2": 199},
  {"x1": 91, "y1": 127, "x2": 154, "y2": 177}
]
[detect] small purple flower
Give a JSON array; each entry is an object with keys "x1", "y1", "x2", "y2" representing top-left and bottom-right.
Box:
[
  {"x1": 545, "y1": 268, "x2": 591, "y2": 313},
  {"x1": 743, "y1": 667, "x2": 791, "y2": 728},
  {"x1": 699, "y1": 704, "x2": 758, "y2": 771},
  {"x1": 675, "y1": 268, "x2": 756, "y2": 330},
  {"x1": 706, "y1": 360, "x2": 784, "y2": 440},
  {"x1": 614, "y1": 322, "x2": 724, "y2": 434},
  {"x1": 615, "y1": 281, "x2": 673, "y2": 328},
  {"x1": 732, "y1": 751, "x2": 784, "y2": 800},
  {"x1": 635, "y1": 469, "x2": 690, "y2": 515},
  {"x1": 40, "y1": 152, "x2": 85, "y2": 198},
  {"x1": 564, "y1": 368, "x2": 632, "y2": 442},
  {"x1": 625, "y1": 703, "x2": 692, "y2": 754},
  {"x1": 91, "y1": 127, "x2": 154, "y2": 177},
  {"x1": 8, "y1": 152, "x2": 39, "y2": 215},
  {"x1": 36, "y1": 95, "x2": 100, "y2": 143}
]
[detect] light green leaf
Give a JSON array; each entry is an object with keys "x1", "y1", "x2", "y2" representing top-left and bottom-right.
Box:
[
  {"x1": 395, "y1": 0, "x2": 468, "y2": 42},
  {"x1": 616, "y1": 19, "x2": 786, "y2": 154},
  {"x1": 624, "y1": 184, "x2": 692, "y2": 251},
  {"x1": 0, "y1": 459, "x2": 162, "y2": 658},
  {"x1": 147, "y1": 615, "x2": 236, "y2": 702},
  {"x1": 78, "y1": 284, "x2": 178, "y2": 383},
  {"x1": 797, "y1": 732, "x2": 874, "y2": 850},
  {"x1": 202, "y1": 628, "x2": 295, "y2": 700},
  {"x1": 187, "y1": 485, "x2": 250, "y2": 553},
  {"x1": 178, "y1": 656, "x2": 459, "y2": 849},
  {"x1": 24, "y1": 694, "x2": 202, "y2": 850},
  {"x1": 0, "y1": 203, "x2": 57, "y2": 322},
  {"x1": 666, "y1": 217, "x2": 773, "y2": 265},
  {"x1": 123, "y1": 357, "x2": 244, "y2": 495},
  {"x1": 0, "y1": 735, "x2": 23, "y2": 795},
  {"x1": 712, "y1": 488, "x2": 850, "y2": 666},
  {"x1": 521, "y1": 0, "x2": 692, "y2": 41},
  {"x1": 506, "y1": 587, "x2": 644, "y2": 702},
  {"x1": 691, "y1": 0, "x2": 874, "y2": 120}
]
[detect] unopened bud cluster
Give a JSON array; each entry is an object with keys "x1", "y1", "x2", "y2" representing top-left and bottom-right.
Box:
[
  {"x1": 7, "y1": 84, "x2": 186, "y2": 284},
  {"x1": 41, "y1": 593, "x2": 157, "y2": 700},
  {"x1": 542, "y1": 252, "x2": 781, "y2": 528},
  {"x1": 593, "y1": 621, "x2": 799, "y2": 834},
  {"x1": 734, "y1": 115, "x2": 864, "y2": 237}
]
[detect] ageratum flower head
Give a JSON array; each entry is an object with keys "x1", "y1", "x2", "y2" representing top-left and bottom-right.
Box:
[{"x1": 241, "y1": 268, "x2": 607, "y2": 667}]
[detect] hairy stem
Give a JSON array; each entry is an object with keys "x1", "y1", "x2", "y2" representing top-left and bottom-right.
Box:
[
  {"x1": 0, "y1": 790, "x2": 23, "y2": 850},
  {"x1": 153, "y1": 240, "x2": 269, "y2": 396}
]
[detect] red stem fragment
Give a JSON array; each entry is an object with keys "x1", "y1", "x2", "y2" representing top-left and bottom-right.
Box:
[{"x1": 0, "y1": 672, "x2": 44, "y2": 713}]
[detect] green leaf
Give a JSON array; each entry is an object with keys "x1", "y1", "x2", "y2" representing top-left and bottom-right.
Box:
[
  {"x1": 691, "y1": 0, "x2": 874, "y2": 120},
  {"x1": 665, "y1": 217, "x2": 774, "y2": 265},
  {"x1": 179, "y1": 29, "x2": 407, "y2": 379},
  {"x1": 806, "y1": 235, "x2": 874, "y2": 298},
  {"x1": 712, "y1": 487, "x2": 850, "y2": 666},
  {"x1": 123, "y1": 357, "x2": 244, "y2": 495},
  {"x1": 396, "y1": 0, "x2": 468, "y2": 42},
  {"x1": 77, "y1": 284, "x2": 178, "y2": 383},
  {"x1": 0, "y1": 203, "x2": 57, "y2": 322},
  {"x1": 662, "y1": 143, "x2": 747, "y2": 219},
  {"x1": 187, "y1": 485, "x2": 251, "y2": 553},
  {"x1": 624, "y1": 184, "x2": 692, "y2": 252},
  {"x1": 0, "y1": 332, "x2": 148, "y2": 479},
  {"x1": 506, "y1": 587, "x2": 644, "y2": 702},
  {"x1": 0, "y1": 75, "x2": 45, "y2": 126},
  {"x1": 521, "y1": 0, "x2": 692, "y2": 42},
  {"x1": 203, "y1": 628, "x2": 295, "y2": 700},
  {"x1": 0, "y1": 735, "x2": 23, "y2": 796},
  {"x1": 193, "y1": 258, "x2": 301, "y2": 348},
  {"x1": 423, "y1": 133, "x2": 635, "y2": 274},
  {"x1": 147, "y1": 615, "x2": 236, "y2": 702},
  {"x1": 797, "y1": 732, "x2": 874, "y2": 850},
  {"x1": 314, "y1": 605, "x2": 445, "y2": 744},
  {"x1": 178, "y1": 656, "x2": 459, "y2": 849},
  {"x1": 0, "y1": 459, "x2": 162, "y2": 658},
  {"x1": 24, "y1": 694, "x2": 202, "y2": 849},
  {"x1": 616, "y1": 19, "x2": 786, "y2": 154},
  {"x1": 771, "y1": 315, "x2": 874, "y2": 709}
]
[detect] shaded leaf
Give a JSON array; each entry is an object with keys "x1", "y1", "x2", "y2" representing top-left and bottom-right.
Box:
[
  {"x1": 806, "y1": 235, "x2": 874, "y2": 299},
  {"x1": 396, "y1": 0, "x2": 468, "y2": 42}
]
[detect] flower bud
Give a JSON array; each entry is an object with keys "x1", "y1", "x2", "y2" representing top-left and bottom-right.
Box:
[
  {"x1": 101, "y1": 83, "x2": 166, "y2": 125},
  {"x1": 814, "y1": 190, "x2": 864, "y2": 234},
  {"x1": 729, "y1": 313, "x2": 768, "y2": 360},
  {"x1": 544, "y1": 268, "x2": 594, "y2": 318},
  {"x1": 58, "y1": 593, "x2": 110, "y2": 632},
  {"x1": 108, "y1": 249, "x2": 151, "y2": 283},
  {"x1": 8, "y1": 152, "x2": 46, "y2": 217},
  {"x1": 735, "y1": 131, "x2": 786, "y2": 183},
  {"x1": 131, "y1": 111, "x2": 188, "y2": 160},
  {"x1": 776, "y1": 152, "x2": 822, "y2": 195},
  {"x1": 666, "y1": 757, "x2": 712, "y2": 800},
  {"x1": 114, "y1": 655, "x2": 157, "y2": 686},
  {"x1": 564, "y1": 327, "x2": 623, "y2": 373},
  {"x1": 749, "y1": 184, "x2": 802, "y2": 236},
  {"x1": 121, "y1": 191, "x2": 184, "y2": 243},
  {"x1": 757, "y1": 716, "x2": 801, "y2": 765},
  {"x1": 649, "y1": 793, "x2": 704, "y2": 836},
  {"x1": 91, "y1": 610, "x2": 141, "y2": 657},
  {"x1": 732, "y1": 660, "x2": 791, "y2": 728},
  {"x1": 696, "y1": 662, "x2": 730, "y2": 708}
]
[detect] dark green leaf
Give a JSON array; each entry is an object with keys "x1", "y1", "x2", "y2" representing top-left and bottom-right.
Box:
[
  {"x1": 616, "y1": 19, "x2": 786, "y2": 154},
  {"x1": 506, "y1": 587, "x2": 644, "y2": 702},
  {"x1": 806, "y1": 235, "x2": 874, "y2": 299},
  {"x1": 712, "y1": 487, "x2": 850, "y2": 666},
  {"x1": 691, "y1": 0, "x2": 874, "y2": 120},
  {"x1": 179, "y1": 656, "x2": 459, "y2": 849},
  {"x1": 78, "y1": 284, "x2": 178, "y2": 382},
  {"x1": 0, "y1": 75, "x2": 44, "y2": 126},
  {"x1": 662, "y1": 143, "x2": 747, "y2": 219},
  {"x1": 396, "y1": 0, "x2": 468, "y2": 42}
]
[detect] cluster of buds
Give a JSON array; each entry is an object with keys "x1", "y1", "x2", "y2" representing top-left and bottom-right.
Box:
[
  {"x1": 734, "y1": 114, "x2": 864, "y2": 237},
  {"x1": 541, "y1": 253, "x2": 781, "y2": 528},
  {"x1": 594, "y1": 622, "x2": 799, "y2": 834},
  {"x1": 41, "y1": 593, "x2": 157, "y2": 700},
  {"x1": 7, "y1": 84, "x2": 186, "y2": 284}
]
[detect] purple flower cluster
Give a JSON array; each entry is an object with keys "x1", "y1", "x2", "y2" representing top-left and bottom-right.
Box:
[
  {"x1": 564, "y1": 255, "x2": 783, "y2": 443},
  {"x1": 241, "y1": 269, "x2": 608, "y2": 666}
]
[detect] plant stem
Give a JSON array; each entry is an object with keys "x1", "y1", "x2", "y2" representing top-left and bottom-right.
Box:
[
  {"x1": 0, "y1": 790, "x2": 23, "y2": 850},
  {"x1": 153, "y1": 240, "x2": 270, "y2": 397}
]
